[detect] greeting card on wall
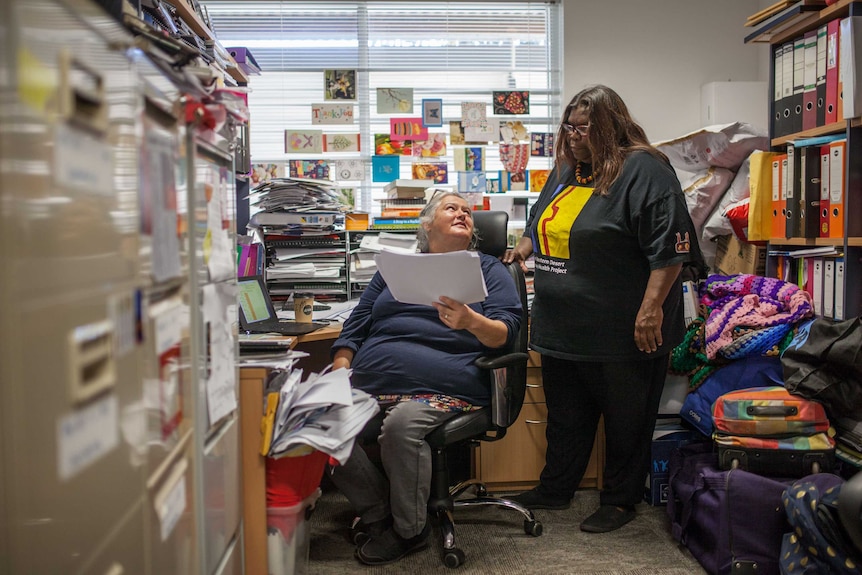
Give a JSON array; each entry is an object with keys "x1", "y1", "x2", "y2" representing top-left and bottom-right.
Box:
[
  {"x1": 530, "y1": 169, "x2": 550, "y2": 193},
  {"x1": 500, "y1": 120, "x2": 528, "y2": 144},
  {"x1": 412, "y1": 162, "x2": 448, "y2": 184},
  {"x1": 458, "y1": 172, "x2": 487, "y2": 193},
  {"x1": 390, "y1": 117, "x2": 427, "y2": 141},
  {"x1": 499, "y1": 170, "x2": 528, "y2": 191},
  {"x1": 493, "y1": 90, "x2": 530, "y2": 115},
  {"x1": 285, "y1": 129, "x2": 323, "y2": 154},
  {"x1": 454, "y1": 147, "x2": 485, "y2": 172},
  {"x1": 412, "y1": 133, "x2": 447, "y2": 157},
  {"x1": 461, "y1": 102, "x2": 487, "y2": 127},
  {"x1": 530, "y1": 132, "x2": 555, "y2": 157},
  {"x1": 374, "y1": 133, "x2": 413, "y2": 156},
  {"x1": 289, "y1": 159, "x2": 330, "y2": 180},
  {"x1": 334, "y1": 159, "x2": 365, "y2": 181},
  {"x1": 324, "y1": 69, "x2": 356, "y2": 100},
  {"x1": 422, "y1": 99, "x2": 443, "y2": 127},
  {"x1": 449, "y1": 121, "x2": 465, "y2": 145},
  {"x1": 372, "y1": 155, "x2": 400, "y2": 182},
  {"x1": 377, "y1": 88, "x2": 414, "y2": 113},
  {"x1": 464, "y1": 118, "x2": 498, "y2": 143},
  {"x1": 251, "y1": 163, "x2": 280, "y2": 185},
  {"x1": 499, "y1": 142, "x2": 530, "y2": 173},
  {"x1": 312, "y1": 103, "x2": 354, "y2": 125},
  {"x1": 323, "y1": 133, "x2": 361, "y2": 152}
]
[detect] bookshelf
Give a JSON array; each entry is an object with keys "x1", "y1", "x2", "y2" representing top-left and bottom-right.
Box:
[{"x1": 747, "y1": 0, "x2": 862, "y2": 321}]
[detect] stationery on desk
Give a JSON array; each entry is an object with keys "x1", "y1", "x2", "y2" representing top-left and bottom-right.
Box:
[{"x1": 374, "y1": 249, "x2": 488, "y2": 306}]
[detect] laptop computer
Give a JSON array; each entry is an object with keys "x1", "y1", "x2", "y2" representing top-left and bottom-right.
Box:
[{"x1": 237, "y1": 275, "x2": 329, "y2": 336}]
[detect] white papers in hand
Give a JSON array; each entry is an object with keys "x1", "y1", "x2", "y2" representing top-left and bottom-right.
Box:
[{"x1": 374, "y1": 249, "x2": 487, "y2": 306}]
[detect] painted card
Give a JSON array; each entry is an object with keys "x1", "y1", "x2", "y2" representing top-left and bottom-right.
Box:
[
  {"x1": 390, "y1": 117, "x2": 428, "y2": 142},
  {"x1": 454, "y1": 147, "x2": 485, "y2": 172},
  {"x1": 334, "y1": 159, "x2": 365, "y2": 181},
  {"x1": 412, "y1": 133, "x2": 447, "y2": 157},
  {"x1": 530, "y1": 169, "x2": 550, "y2": 193},
  {"x1": 486, "y1": 173, "x2": 501, "y2": 194},
  {"x1": 493, "y1": 90, "x2": 530, "y2": 115},
  {"x1": 285, "y1": 129, "x2": 322, "y2": 154},
  {"x1": 251, "y1": 163, "x2": 280, "y2": 185},
  {"x1": 449, "y1": 121, "x2": 465, "y2": 145},
  {"x1": 458, "y1": 172, "x2": 487, "y2": 193},
  {"x1": 499, "y1": 142, "x2": 530, "y2": 172},
  {"x1": 323, "y1": 133, "x2": 361, "y2": 153},
  {"x1": 422, "y1": 99, "x2": 443, "y2": 127},
  {"x1": 530, "y1": 132, "x2": 555, "y2": 157},
  {"x1": 498, "y1": 170, "x2": 528, "y2": 191},
  {"x1": 372, "y1": 155, "x2": 400, "y2": 182},
  {"x1": 324, "y1": 69, "x2": 356, "y2": 100},
  {"x1": 377, "y1": 88, "x2": 414, "y2": 114},
  {"x1": 374, "y1": 133, "x2": 413, "y2": 156},
  {"x1": 500, "y1": 120, "x2": 529, "y2": 144},
  {"x1": 288, "y1": 159, "x2": 330, "y2": 180},
  {"x1": 412, "y1": 162, "x2": 448, "y2": 184},
  {"x1": 461, "y1": 102, "x2": 487, "y2": 127},
  {"x1": 311, "y1": 103, "x2": 354, "y2": 125},
  {"x1": 464, "y1": 119, "x2": 498, "y2": 143}
]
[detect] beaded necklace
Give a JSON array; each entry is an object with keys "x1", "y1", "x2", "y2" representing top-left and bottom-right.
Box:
[{"x1": 575, "y1": 161, "x2": 595, "y2": 185}]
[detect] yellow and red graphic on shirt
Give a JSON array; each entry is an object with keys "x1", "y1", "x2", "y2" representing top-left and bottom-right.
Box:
[{"x1": 537, "y1": 185, "x2": 593, "y2": 259}]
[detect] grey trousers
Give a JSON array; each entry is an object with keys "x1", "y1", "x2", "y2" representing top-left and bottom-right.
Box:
[{"x1": 329, "y1": 400, "x2": 454, "y2": 539}]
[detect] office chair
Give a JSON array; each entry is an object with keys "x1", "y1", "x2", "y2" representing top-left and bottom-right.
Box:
[
  {"x1": 423, "y1": 209, "x2": 541, "y2": 568},
  {"x1": 838, "y1": 468, "x2": 862, "y2": 557}
]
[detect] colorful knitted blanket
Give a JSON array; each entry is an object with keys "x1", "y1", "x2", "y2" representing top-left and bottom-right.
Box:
[{"x1": 671, "y1": 274, "x2": 812, "y2": 389}]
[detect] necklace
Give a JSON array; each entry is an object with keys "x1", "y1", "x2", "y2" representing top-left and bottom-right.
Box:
[{"x1": 575, "y1": 161, "x2": 595, "y2": 185}]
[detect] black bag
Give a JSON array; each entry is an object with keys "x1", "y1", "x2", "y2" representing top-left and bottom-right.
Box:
[{"x1": 781, "y1": 317, "x2": 862, "y2": 420}]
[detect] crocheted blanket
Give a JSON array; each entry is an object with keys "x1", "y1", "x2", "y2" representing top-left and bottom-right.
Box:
[{"x1": 670, "y1": 273, "x2": 813, "y2": 389}]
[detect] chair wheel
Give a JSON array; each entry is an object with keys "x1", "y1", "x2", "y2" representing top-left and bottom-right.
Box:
[
  {"x1": 524, "y1": 519, "x2": 543, "y2": 536},
  {"x1": 444, "y1": 548, "x2": 466, "y2": 568}
]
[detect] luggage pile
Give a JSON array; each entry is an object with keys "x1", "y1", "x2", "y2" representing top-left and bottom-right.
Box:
[{"x1": 666, "y1": 277, "x2": 862, "y2": 575}]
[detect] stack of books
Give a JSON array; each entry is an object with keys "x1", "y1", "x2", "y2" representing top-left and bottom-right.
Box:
[{"x1": 371, "y1": 179, "x2": 433, "y2": 230}]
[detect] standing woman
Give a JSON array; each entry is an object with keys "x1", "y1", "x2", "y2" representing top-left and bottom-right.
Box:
[{"x1": 504, "y1": 85, "x2": 702, "y2": 533}]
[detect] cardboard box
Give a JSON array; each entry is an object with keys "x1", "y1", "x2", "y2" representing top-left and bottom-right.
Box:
[
  {"x1": 644, "y1": 423, "x2": 703, "y2": 506},
  {"x1": 714, "y1": 234, "x2": 766, "y2": 276}
]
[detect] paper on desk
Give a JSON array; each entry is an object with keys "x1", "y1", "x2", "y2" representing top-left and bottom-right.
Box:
[{"x1": 375, "y1": 249, "x2": 487, "y2": 306}]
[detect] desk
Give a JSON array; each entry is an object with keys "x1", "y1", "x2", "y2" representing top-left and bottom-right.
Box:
[{"x1": 239, "y1": 325, "x2": 342, "y2": 575}]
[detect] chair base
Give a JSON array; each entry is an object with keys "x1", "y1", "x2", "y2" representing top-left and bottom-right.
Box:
[{"x1": 429, "y1": 479, "x2": 543, "y2": 569}]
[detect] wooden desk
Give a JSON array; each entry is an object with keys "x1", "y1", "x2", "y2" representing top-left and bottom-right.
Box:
[{"x1": 239, "y1": 325, "x2": 342, "y2": 575}]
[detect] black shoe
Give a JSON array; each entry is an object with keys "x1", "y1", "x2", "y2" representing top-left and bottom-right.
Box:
[
  {"x1": 579, "y1": 505, "x2": 636, "y2": 533},
  {"x1": 355, "y1": 522, "x2": 431, "y2": 565},
  {"x1": 348, "y1": 516, "x2": 391, "y2": 547},
  {"x1": 508, "y1": 486, "x2": 571, "y2": 510}
]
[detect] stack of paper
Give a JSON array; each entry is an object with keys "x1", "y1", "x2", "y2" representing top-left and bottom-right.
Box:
[
  {"x1": 247, "y1": 177, "x2": 346, "y2": 235},
  {"x1": 261, "y1": 367, "x2": 380, "y2": 464}
]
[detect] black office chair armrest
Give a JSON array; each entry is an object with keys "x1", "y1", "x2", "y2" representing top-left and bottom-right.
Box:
[{"x1": 474, "y1": 352, "x2": 529, "y2": 371}]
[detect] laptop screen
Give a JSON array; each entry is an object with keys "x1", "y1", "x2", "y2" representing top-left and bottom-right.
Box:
[{"x1": 237, "y1": 276, "x2": 276, "y2": 325}]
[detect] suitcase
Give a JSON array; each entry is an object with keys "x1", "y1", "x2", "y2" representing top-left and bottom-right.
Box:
[
  {"x1": 667, "y1": 442, "x2": 792, "y2": 575},
  {"x1": 712, "y1": 386, "x2": 836, "y2": 476}
]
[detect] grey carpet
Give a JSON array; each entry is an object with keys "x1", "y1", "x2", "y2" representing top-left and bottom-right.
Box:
[{"x1": 304, "y1": 488, "x2": 708, "y2": 574}]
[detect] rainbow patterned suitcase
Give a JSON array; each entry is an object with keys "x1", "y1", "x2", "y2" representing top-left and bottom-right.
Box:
[{"x1": 711, "y1": 386, "x2": 836, "y2": 477}]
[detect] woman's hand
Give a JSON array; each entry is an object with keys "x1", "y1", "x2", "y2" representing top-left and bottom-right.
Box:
[
  {"x1": 501, "y1": 236, "x2": 533, "y2": 273},
  {"x1": 634, "y1": 303, "x2": 663, "y2": 353},
  {"x1": 433, "y1": 296, "x2": 508, "y2": 348},
  {"x1": 332, "y1": 348, "x2": 354, "y2": 371}
]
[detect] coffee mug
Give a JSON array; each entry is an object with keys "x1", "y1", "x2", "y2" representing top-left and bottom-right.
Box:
[{"x1": 294, "y1": 293, "x2": 315, "y2": 323}]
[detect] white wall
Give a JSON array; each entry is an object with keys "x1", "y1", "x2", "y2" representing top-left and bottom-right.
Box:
[{"x1": 562, "y1": 0, "x2": 771, "y2": 142}]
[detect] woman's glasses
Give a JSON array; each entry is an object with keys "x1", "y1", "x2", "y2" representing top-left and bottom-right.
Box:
[{"x1": 561, "y1": 122, "x2": 590, "y2": 137}]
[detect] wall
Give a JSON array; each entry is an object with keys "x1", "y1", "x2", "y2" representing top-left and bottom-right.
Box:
[{"x1": 561, "y1": 0, "x2": 771, "y2": 142}]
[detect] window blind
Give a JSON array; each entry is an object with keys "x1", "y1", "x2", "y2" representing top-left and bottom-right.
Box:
[{"x1": 203, "y1": 0, "x2": 562, "y2": 212}]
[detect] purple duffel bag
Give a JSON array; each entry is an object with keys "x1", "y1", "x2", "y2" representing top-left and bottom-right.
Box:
[{"x1": 667, "y1": 442, "x2": 793, "y2": 575}]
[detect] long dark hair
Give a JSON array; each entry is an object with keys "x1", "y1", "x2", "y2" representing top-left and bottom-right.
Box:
[{"x1": 554, "y1": 84, "x2": 669, "y2": 196}]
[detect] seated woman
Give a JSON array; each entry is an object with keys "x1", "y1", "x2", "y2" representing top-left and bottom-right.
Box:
[{"x1": 329, "y1": 191, "x2": 522, "y2": 566}]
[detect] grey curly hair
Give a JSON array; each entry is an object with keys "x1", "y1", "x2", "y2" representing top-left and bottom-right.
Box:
[{"x1": 415, "y1": 190, "x2": 480, "y2": 253}]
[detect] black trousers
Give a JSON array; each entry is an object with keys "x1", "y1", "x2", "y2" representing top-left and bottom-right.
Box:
[{"x1": 538, "y1": 353, "x2": 668, "y2": 507}]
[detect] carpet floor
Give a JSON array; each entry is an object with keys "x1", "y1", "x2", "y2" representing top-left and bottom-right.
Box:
[{"x1": 303, "y1": 487, "x2": 708, "y2": 574}]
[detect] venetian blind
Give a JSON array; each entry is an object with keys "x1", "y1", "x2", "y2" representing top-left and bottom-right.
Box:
[{"x1": 203, "y1": 0, "x2": 563, "y2": 212}]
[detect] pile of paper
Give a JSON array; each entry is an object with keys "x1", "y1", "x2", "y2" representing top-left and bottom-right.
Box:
[
  {"x1": 260, "y1": 366, "x2": 379, "y2": 464},
  {"x1": 248, "y1": 177, "x2": 346, "y2": 234}
]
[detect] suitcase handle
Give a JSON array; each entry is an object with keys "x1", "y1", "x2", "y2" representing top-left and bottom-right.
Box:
[{"x1": 746, "y1": 405, "x2": 798, "y2": 417}]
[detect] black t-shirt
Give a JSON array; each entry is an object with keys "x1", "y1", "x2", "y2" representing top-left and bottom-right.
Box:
[{"x1": 526, "y1": 151, "x2": 699, "y2": 361}]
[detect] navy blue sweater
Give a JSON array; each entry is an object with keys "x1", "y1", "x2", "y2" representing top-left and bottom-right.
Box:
[{"x1": 332, "y1": 252, "x2": 522, "y2": 406}]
